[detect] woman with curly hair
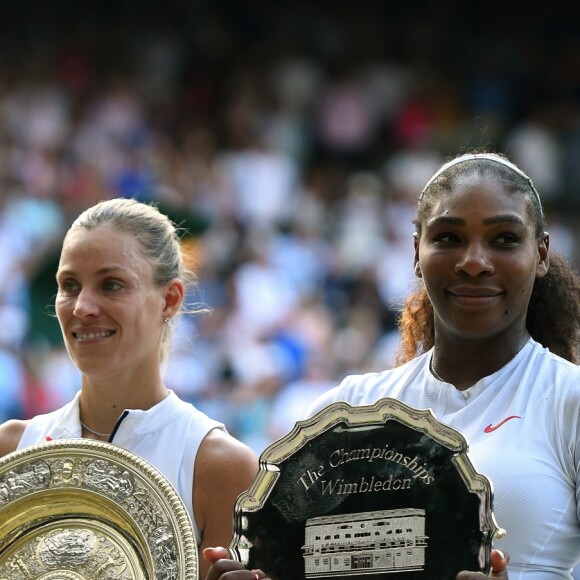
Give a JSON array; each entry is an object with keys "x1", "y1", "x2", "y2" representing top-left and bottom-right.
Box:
[{"x1": 205, "y1": 151, "x2": 580, "y2": 579}]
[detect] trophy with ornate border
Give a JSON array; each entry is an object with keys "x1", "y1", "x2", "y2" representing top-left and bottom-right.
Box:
[
  {"x1": 0, "y1": 439, "x2": 198, "y2": 579},
  {"x1": 229, "y1": 398, "x2": 504, "y2": 580}
]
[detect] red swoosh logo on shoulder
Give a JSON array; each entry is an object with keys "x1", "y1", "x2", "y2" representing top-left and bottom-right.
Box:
[{"x1": 484, "y1": 415, "x2": 521, "y2": 433}]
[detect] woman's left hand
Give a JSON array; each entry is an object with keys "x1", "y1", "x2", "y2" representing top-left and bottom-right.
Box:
[
  {"x1": 202, "y1": 547, "x2": 269, "y2": 580},
  {"x1": 456, "y1": 550, "x2": 509, "y2": 579}
]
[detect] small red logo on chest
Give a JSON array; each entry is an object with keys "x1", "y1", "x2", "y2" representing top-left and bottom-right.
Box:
[{"x1": 484, "y1": 415, "x2": 521, "y2": 433}]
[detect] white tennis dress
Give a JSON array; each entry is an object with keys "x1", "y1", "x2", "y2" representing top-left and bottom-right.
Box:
[
  {"x1": 307, "y1": 339, "x2": 580, "y2": 579},
  {"x1": 17, "y1": 389, "x2": 224, "y2": 544}
]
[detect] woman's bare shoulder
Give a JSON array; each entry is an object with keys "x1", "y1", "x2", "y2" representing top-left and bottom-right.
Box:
[
  {"x1": 0, "y1": 419, "x2": 28, "y2": 458},
  {"x1": 197, "y1": 428, "x2": 258, "y2": 472},
  {"x1": 195, "y1": 428, "x2": 258, "y2": 497}
]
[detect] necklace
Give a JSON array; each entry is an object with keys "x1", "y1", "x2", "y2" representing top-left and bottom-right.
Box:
[
  {"x1": 80, "y1": 421, "x2": 112, "y2": 438},
  {"x1": 429, "y1": 358, "x2": 446, "y2": 382}
]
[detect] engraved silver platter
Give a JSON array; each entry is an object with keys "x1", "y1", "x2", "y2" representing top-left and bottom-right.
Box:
[
  {"x1": 0, "y1": 439, "x2": 198, "y2": 579},
  {"x1": 231, "y1": 397, "x2": 505, "y2": 579}
]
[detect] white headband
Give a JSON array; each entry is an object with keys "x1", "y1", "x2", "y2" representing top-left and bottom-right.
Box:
[{"x1": 419, "y1": 153, "x2": 542, "y2": 209}]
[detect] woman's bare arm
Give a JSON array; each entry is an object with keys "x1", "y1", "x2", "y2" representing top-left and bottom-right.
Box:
[
  {"x1": 193, "y1": 429, "x2": 259, "y2": 579},
  {"x1": 0, "y1": 419, "x2": 28, "y2": 458}
]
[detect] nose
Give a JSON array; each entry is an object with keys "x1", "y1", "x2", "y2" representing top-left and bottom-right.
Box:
[
  {"x1": 72, "y1": 288, "x2": 100, "y2": 318},
  {"x1": 454, "y1": 241, "x2": 494, "y2": 277}
]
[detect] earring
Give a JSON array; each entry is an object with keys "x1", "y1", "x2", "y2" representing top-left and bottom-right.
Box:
[
  {"x1": 414, "y1": 263, "x2": 421, "y2": 276},
  {"x1": 163, "y1": 317, "x2": 171, "y2": 324}
]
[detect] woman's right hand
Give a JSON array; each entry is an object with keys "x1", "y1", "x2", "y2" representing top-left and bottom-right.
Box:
[
  {"x1": 456, "y1": 550, "x2": 509, "y2": 579},
  {"x1": 202, "y1": 547, "x2": 270, "y2": 580}
]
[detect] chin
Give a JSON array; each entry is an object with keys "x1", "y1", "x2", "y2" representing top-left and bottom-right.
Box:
[
  {"x1": 447, "y1": 320, "x2": 510, "y2": 342},
  {"x1": 76, "y1": 359, "x2": 114, "y2": 377}
]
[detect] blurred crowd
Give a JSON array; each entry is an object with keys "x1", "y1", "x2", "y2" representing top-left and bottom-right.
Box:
[{"x1": 0, "y1": 0, "x2": 579, "y2": 455}]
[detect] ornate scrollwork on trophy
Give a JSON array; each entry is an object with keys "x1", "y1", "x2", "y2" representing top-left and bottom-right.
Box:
[{"x1": 0, "y1": 439, "x2": 198, "y2": 579}]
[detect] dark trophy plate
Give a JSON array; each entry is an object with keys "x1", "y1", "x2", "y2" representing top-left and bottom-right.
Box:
[{"x1": 230, "y1": 398, "x2": 504, "y2": 579}]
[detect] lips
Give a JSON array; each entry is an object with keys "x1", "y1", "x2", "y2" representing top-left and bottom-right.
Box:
[
  {"x1": 447, "y1": 287, "x2": 502, "y2": 307},
  {"x1": 447, "y1": 286, "x2": 502, "y2": 298}
]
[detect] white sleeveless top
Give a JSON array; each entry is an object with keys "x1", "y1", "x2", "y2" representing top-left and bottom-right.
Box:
[{"x1": 17, "y1": 390, "x2": 225, "y2": 544}]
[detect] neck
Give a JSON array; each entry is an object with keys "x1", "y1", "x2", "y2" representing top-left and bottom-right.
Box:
[
  {"x1": 431, "y1": 333, "x2": 530, "y2": 390},
  {"x1": 79, "y1": 378, "x2": 170, "y2": 432}
]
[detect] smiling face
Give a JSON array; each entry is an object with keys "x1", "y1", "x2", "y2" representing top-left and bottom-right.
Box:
[
  {"x1": 55, "y1": 224, "x2": 173, "y2": 380},
  {"x1": 414, "y1": 176, "x2": 549, "y2": 344}
]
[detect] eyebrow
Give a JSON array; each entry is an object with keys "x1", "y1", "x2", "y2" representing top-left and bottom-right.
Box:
[
  {"x1": 56, "y1": 265, "x2": 130, "y2": 278},
  {"x1": 426, "y1": 214, "x2": 526, "y2": 228}
]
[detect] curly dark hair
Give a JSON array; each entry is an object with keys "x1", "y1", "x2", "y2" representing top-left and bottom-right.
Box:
[{"x1": 394, "y1": 151, "x2": 580, "y2": 365}]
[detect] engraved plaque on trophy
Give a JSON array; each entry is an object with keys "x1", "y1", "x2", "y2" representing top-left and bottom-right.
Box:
[{"x1": 229, "y1": 398, "x2": 504, "y2": 580}]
